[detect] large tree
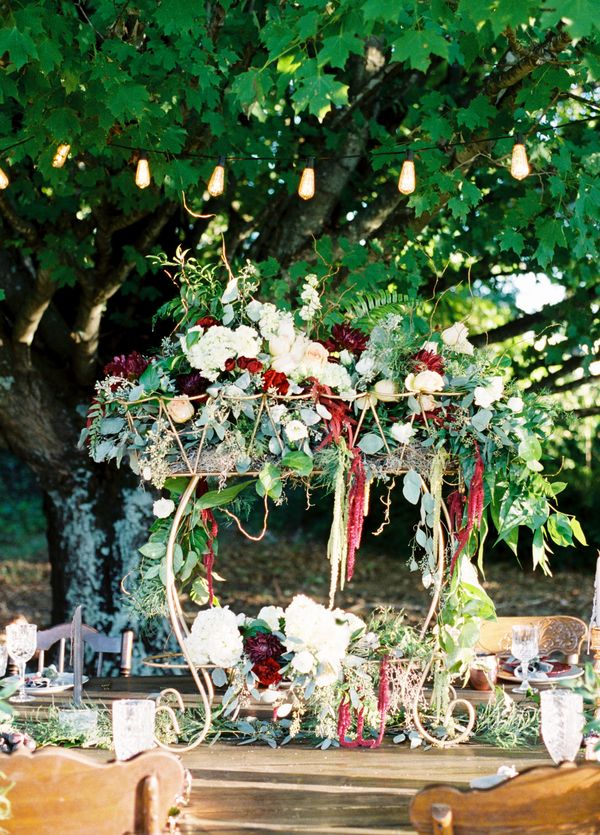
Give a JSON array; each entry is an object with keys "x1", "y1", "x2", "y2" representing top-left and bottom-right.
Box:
[{"x1": 0, "y1": 1, "x2": 598, "y2": 624}]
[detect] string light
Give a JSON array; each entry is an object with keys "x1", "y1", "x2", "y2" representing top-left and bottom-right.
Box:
[
  {"x1": 0, "y1": 166, "x2": 8, "y2": 190},
  {"x1": 298, "y1": 157, "x2": 315, "y2": 200},
  {"x1": 398, "y1": 150, "x2": 416, "y2": 195},
  {"x1": 51, "y1": 143, "x2": 71, "y2": 169},
  {"x1": 511, "y1": 133, "x2": 530, "y2": 180},
  {"x1": 135, "y1": 153, "x2": 151, "y2": 189},
  {"x1": 207, "y1": 156, "x2": 226, "y2": 197}
]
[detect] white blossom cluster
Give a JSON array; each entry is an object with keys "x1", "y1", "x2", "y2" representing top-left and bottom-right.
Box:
[
  {"x1": 284, "y1": 594, "x2": 365, "y2": 687},
  {"x1": 299, "y1": 274, "x2": 321, "y2": 322},
  {"x1": 183, "y1": 324, "x2": 261, "y2": 381},
  {"x1": 183, "y1": 607, "x2": 244, "y2": 668}
]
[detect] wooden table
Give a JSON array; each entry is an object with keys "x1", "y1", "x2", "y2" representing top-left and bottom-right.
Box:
[{"x1": 15, "y1": 675, "x2": 552, "y2": 833}]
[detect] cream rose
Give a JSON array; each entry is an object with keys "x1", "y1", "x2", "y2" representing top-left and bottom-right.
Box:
[
  {"x1": 167, "y1": 396, "x2": 195, "y2": 424},
  {"x1": 153, "y1": 498, "x2": 175, "y2": 518},
  {"x1": 441, "y1": 322, "x2": 474, "y2": 355},
  {"x1": 373, "y1": 379, "x2": 399, "y2": 402},
  {"x1": 405, "y1": 370, "x2": 445, "y2": 394},
  {"x1": 391, "y1": 422, "x2": 415, "y2": 444},
  {"x1": 507, "y1": 396, "x2": 524, "y2": 413},
  {"x1": 301, "y1": 341, "x2": 329, "y2": 373}
]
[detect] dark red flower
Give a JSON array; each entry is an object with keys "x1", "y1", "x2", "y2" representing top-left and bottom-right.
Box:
[
  {"x1": 224, "y1": 357, "x2": 236, "y2": 372},
  {"x1": 262, "y1": 369, "x2": 290, "y2": 395},
  {"x1": 237, "y1": 356, "x2": 263, "y2": 373},
  {"x1": 176, "y1": 372, "x2": 210, "y2": 397},
  {"x1": 412, "y1": 349, "x2": 444, "y2": 375},
  {"x1": 325, "y1": 324, "x2": 368, "y2": 356},
  {"x1": 195, "y1": 316, "x2": 218, "y2": 329},
  {"x1": 245, "y1": 632, "x2": 285, "y2": 663},
  {"x1": 103, "y1": 351, "x2": 149, "y2": 381},
  {"x1": 252, "y1": 657, "x2": 283, "y2": 687},
  {"x1": 246, "y1": 358, "x2": 263, "y2": 373}
]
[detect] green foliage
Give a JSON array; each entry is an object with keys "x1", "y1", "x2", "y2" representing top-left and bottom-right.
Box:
[{"x1": 474, "y1": 687, "x2": 540, "y2": 748}]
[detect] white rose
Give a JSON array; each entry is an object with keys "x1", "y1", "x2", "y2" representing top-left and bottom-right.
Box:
[
  {"x1": 391, "y1": 422, "x2": 415, "y2": 444},
  {"x1": 507, "y1": 396, "x2": 524, "y2": 413},
  {"x1": 339, "y1": 349, "x2": 353, "y2": 366},
  {"x1": 422, "y1": 340, "x2": 439, "y2": 353},
  {"x1": 291, "y1": 650, "x2": 315, "y2": 674},
  {"x1": 373, "y1": 379, "x2": 399, "y2": 402},
  {"x1": 441, "y1": 323, "x2": 474, "y2": 355},
  {"x1": 405, "y1": 370, "x2": 445, "y2": 394},
  {"x1": 257, "y1": 605, "x2": 285, "y2": 632},
  {"x1": 420, "y1": 394, "x2": 439, "y2": 412},
  {"x1": 167, "y1": 396, "x2": 195, "y2": 424},
  {"x1": 355, "y1": 355, "x2": 376, "y2": 376},
  {"x1": 474, "y1": 376, "x2": 504, "y2": 409},
  {"x1": 153, "y1": 498, "x2": 175, "y2": 518},
  {"x1": 285, "y1": 420, "x2": 309, "y2": 442}
]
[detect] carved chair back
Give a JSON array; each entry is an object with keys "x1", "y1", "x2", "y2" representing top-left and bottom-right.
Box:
[
  {"x1": 0, "y1": 747, "x2": 184, "y2": 835},
  {"x1": 409, "y1": 762, "x2": 600, "y2": 834},
  {"x1": 476, "y1": 616, "x2": 587, "y2": 664}
]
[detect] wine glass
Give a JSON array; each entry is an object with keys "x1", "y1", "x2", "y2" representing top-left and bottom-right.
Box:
[
  {"x1": 6, "y1": 623, "x2": 37, "y2": 703},
  {"x1": 0, "y1": 644, "x2": 8, "y2": 678},
  {"x1": 540, "y1": 690, "x2": 584, "y2": 763},
  {"x1": 511, "y1": 624, "x2": 539, "y2": 694}
]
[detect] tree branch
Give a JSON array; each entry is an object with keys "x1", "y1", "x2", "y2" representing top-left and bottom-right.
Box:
[
  {"x1": 12, "y1": 268, "x2": 57, "y2": 347},
  {"x1": 0, "y1": 193, "x2": 37, "y2": 244},
  {"x1": 485, "y1": 27, "x2": 572, "y2": 95},
  {"x1": 526, "y1": 353, "x2": 599, "y2": 393},
  {"x1": 470, "y1": 294, "x2": 584, "y2": 345},
  {"x1": 71, "y1": 203, "x2": 178, "y2": 384}
]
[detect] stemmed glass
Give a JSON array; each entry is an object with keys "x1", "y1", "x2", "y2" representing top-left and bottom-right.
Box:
[
  {"x1": 6, "y1": 623, "x2": 37, "y2": 703},
  {"x1": 540, "y1": 690, "x2": 584, "y2": 763},
  {"x1": 511, "y1": 624, "x2": 539, "y2": 694}
]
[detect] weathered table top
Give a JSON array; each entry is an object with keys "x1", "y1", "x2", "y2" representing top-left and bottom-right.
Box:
[{"x1": 15, "y1": 675, "x2": 552, "y2": 833}]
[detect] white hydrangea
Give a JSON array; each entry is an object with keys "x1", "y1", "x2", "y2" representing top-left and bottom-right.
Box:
[
  {"x1": 258, "y1": 304, "x2": 295, "y2": 340},
  {"x1": 312, "y1": 361, "x2": 353, "y2": 391},
  {"x1": 284, "y1": 595, "x2": 352, "y2": 685},
  {"x1": 183, "y1": 325, "x2": 261, "y2": 381},
  {"x1": 184, "y1": 608, "x2": 244, "y2": 668}
]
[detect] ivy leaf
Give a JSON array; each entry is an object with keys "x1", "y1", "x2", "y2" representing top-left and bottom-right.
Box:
[{"x1": 471, "y1": 409, "x2": 493, "y2": 432}]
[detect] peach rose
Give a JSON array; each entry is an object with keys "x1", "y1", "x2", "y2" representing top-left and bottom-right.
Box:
[{"x1": 167, "y1": 396, "x2": 195, "y2": 424}]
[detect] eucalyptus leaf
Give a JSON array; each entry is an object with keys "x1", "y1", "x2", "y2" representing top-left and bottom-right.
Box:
[
  {"x1": 358, "y1": 432, "x2": 385, "y2": 454},
  {"x1": 402, "y1": 469, "x2": 422, "y2": 505}
]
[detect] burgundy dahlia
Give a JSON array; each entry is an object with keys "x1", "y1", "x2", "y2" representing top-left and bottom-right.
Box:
[
  {"x1": 323, "y1": 323, "x2": 368, "y2": 357},
  {"x1": 103, "y1": 351, "x2": 149, "y2": 381},
  {"x1": 412, "y1": 349, "x2": 444, "y2": 375},
  {"x1": 176, "y1": 371, "x2": 209, "y2": 397},
  {"x1": 245, "y1": 632, "x2": 285, "y2": 663}
]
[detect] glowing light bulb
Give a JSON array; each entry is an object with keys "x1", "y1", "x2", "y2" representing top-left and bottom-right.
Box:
[
  {"x1": 0, "y1": 166, "x2": 8, "y2": 190},
  {"x1": 298, "y1": 157, "x2": 315, "y2": 200},
  {"x1": 398, "y1": 150, "x2": 416, "y2": 195},
  {"x1": 135, "y1": 154, "x2": 151, "y2": 189},
  {"x1": 511, "y1": 133, "x2": 530, "y2": 180},
  {"x1": 207, "y1": 156, "x2": 226, "y2": 197},
  {"x1": 52, "y1": 143, "x2": 71, "y2": 168}
]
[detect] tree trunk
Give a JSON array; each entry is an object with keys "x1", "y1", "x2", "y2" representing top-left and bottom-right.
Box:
[{"x1": 0, "y1": 253, "x2": 165, "y2": 662}]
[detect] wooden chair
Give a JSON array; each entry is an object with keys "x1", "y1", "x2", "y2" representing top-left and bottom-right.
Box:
[
  {"x1": 0, "y1": 747, "x2": 185, "y2": 835},
  {"x1": 409, "y1": 761, "x2": 600, "y2": 834},
  {"x1": 36, "y1": 623, "x2": 134, "y2": 677},
  {"x1": 476, "y1": 616, "x2": 587, "y2": 664}
]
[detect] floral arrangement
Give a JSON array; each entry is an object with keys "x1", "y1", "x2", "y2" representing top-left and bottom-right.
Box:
[
  {"x1": 82, "y1": 249, "x2": 584, "y2": 687},
  {"x1": 183, "y1": 596, "x2": 428, "y2": 748}
]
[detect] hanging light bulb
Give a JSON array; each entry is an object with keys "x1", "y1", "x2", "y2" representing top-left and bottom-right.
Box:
[
  {"x1": 398, "y1": 150, "x2": 416, "y2": 195},
  {"x1": 0, "y1": 166, "x2": 8, "y2": 190},
  {"x1": 135, "y1": 153, "x2": 151, "y2": 189},
  {"x1": 511, "y1": 133, "x2": 530, "y2": 180},
  {"x1": 207, "y1": 156, "x2": 226, "y2": 197},
  {"x1": 298, "y1": 157, "x2": 315, "y2": 200},
  {"x1": 52, "y1": 143, "x2": 71, "y2": 169}
]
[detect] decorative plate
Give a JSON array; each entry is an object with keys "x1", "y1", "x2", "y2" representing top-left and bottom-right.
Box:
[
  {"x1": 497, "y1": 661, "x2": 583, "y2": 684},
  {"x1": 3, "y1": 673, "x2": 89, "y2": 694}
]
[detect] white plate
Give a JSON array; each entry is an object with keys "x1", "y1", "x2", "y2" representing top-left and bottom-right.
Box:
[
  {"x1": 497, "y1": 664, "x2": 583, "y2": 684},
  {"x1": 3, "y1": 673, "x2": 89, "y2": 694}
]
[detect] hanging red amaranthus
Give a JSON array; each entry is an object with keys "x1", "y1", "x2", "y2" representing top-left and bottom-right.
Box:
[
  {"x1": 337, "y1": 655, "x2": 390, "y2": 749},
  {"x1": 449, "y1": 443, "x2": 485, "y2": 574},
  {"x1": 309, "y1": 380, "x2": 356, "y2": 447},
  {"x1": 346, "y1": 449, "x2": 366, "y2": 582},
  {"x1": 196, "y1": 478, "x2": 218, "y2": 606}
]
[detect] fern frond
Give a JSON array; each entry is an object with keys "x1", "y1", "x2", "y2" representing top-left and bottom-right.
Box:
[{"x1": 341, "y1": 290, "x2": 413, "y2": 330}]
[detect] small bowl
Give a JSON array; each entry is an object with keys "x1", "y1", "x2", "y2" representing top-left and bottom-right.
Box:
[{"x1": 468, "y1": 654, "x2": 498, "y2": 691}]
